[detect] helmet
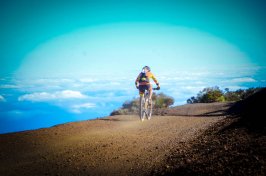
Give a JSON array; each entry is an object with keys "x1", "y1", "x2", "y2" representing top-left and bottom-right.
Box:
[{"x1": 143, "y1": 66, "x2": 151, "y2": 72}]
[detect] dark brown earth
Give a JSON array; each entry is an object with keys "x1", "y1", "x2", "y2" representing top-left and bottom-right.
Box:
[
  {"x1": 153, "y1": 88, "x2": 266, "y2": 176},
  {"x1": 153, "y1": 118, "x2": 266, "y2": 176},
  {"x1": 0, "y1": 114, "x2": 223, "y2": 176},
  {"x1": 1, "y1": 88, "x2": 265, "y2": 176},
  {"x1": 154, "y1": 102, "x2": 234, "y2": 116}
]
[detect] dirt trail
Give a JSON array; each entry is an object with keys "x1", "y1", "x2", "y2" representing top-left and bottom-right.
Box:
[{"x1": 0, "y1": 115, "x2": 223, "y2": 176}]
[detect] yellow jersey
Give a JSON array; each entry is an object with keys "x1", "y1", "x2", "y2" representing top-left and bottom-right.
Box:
[{"x1": 135, "y1": 72, "x2": 159, "y2": 86}]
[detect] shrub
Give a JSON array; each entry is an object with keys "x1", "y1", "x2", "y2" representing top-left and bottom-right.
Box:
[
  {"x1": 187, "y1": 87, "x2": 263, "y2": 104},
  {"x1": 154, "y1": 93, "x2": 174, "y2": 108},
  {"x1": 188, "y1": 86, "x2": 224, "y2": 103},
  {"x1": 110, "y1": 92, "x2": 174, "y2": 116}
]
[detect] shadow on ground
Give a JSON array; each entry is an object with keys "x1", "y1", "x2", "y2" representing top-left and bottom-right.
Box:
[{"x1": 153, "y1": 88, "x2": 266, "y2": 176}]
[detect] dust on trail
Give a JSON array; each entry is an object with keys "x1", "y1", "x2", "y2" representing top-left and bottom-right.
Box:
[{"x1": 0, "y1": 115, "x2": 223, "y2": 176}]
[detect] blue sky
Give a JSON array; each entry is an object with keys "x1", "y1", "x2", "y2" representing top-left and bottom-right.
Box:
[{"x1": 0, "y1": 0, "x2": 266, "y2": 133}]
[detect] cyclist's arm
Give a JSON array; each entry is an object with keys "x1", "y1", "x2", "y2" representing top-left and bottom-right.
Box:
[{"x1": 151, "y1": 74, "x2": 159, "y2": 86}]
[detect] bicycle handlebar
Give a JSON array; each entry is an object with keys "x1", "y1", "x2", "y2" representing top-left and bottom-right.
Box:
[
  {"x1": 136, "y1": 86, "x2": 160, "y2": 90},
  {"x1": 153, "y1": 87, "x2": 160, "y2": 90}
]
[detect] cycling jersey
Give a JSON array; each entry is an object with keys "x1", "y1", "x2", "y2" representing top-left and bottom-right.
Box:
[{"x1": 135, "y1": 72, "x2": 159, "y2": 86}]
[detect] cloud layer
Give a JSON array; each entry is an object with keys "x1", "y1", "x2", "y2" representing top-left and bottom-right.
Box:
[
  {"x1": 230, "y1": 77, "x2": 256, "y2": 83},
  {"x1": 71, "y1": 103, "x2": 96, "y2": 113},
  {"x1": 1, "y1": 66, "x2": 265, "y2": 133},
  {"x1": 0, "y1": 95, "x2": 6, "y2": 102},
  {"x1": 18, "y1": 90, "x2": 87, "y2": 102}
]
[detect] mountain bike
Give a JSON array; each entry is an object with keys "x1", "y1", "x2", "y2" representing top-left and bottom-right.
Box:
[{"x1": 139, "y1": 87, "x2": 159, "y2": 121}]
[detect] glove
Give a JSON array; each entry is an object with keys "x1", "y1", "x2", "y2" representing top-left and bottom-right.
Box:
[{"x1": 156, "y1": 83, "x2": 160, "y2": 90}]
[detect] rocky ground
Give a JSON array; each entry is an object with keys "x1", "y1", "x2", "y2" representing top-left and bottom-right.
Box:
[
  {"x1": 1, "y1": 88, "x2": 265, "y2": 176},
  {"x1": 153, "y1": 117, "x2": 266, "y2": 176},
  {"x1": 0, "y1": 115, "x2": 222, "y2": 176},
  {"x1": 153, "y1": 88, "x2": 266, "y2": 176}
]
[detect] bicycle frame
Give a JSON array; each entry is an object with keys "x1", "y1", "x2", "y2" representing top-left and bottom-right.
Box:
[{"x1": 139, "y1": 88, "x2": 158, "y2": 121}]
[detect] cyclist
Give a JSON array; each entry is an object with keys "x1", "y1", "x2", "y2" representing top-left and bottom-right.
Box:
[{"x1": 135, "y1": 66, "x2": 160, "y2": 104}]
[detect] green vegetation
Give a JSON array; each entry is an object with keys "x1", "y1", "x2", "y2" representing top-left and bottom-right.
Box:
[
  {"x1": 187, "y1": 86, "x2": 262, "y2": 104},
  {"x1": 111, "y1": 87, "x2": 262, "y2": 116},
  {"x1": 110, "y1": 93, "x2": 174, "y2": 116}
]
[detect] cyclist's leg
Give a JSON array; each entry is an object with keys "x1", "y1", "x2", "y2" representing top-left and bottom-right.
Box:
[
  {"x1": 148, "y1": 84, "x2": 153, "y2": 100},
  {"x1": 139, "y1": 85, "x2": 145, "y2": 97}
]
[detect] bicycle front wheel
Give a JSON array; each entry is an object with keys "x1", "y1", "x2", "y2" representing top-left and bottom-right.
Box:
[
  {"x1": 147, "y1": 99, "x2": 152, "y2": 120},
  {"x1": 139, "y1": 96, "x2": 145, "y2": 121}
]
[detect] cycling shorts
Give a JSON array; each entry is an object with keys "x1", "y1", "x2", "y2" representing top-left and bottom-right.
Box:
[{"x1": 139, "y1": 84, "x2": 152, "y2": 95}]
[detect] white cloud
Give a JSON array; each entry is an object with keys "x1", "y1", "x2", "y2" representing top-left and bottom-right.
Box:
[
  {"x1": 0, "y1": 84, "x2": 19, "y2": 89},
  {"x1": 18, "y1": 90, "x2": 87, "y2": 102},
  {"x1": 71, "y1": 103, "x2": 96, "y2": 113},
  {"x1": 223, "y1": 86, "x2": 247, "y2": 91},
  {"x1": 0, "y1": 95, "x2": 6, "y2": 102},
  {"x1": 72, "y1": 103, "x2": 96, "y2": 109},
  {"x1": 79, "y1": 78, "x2": 96, "y2": 83},
  {"x1": 230, "y1": 77, "x2": 256, "y2": 83},
  {"x1": 58, "y1": 90, "x2": 87, "y2": 99},
  {"x1": 32, "y1": 78, "x2": 74, "y2": 84}
]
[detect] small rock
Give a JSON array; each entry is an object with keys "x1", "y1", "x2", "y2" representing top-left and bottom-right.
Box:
[{"x1": 186, "y1": 159, "x2": 192, "y2": 163}]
